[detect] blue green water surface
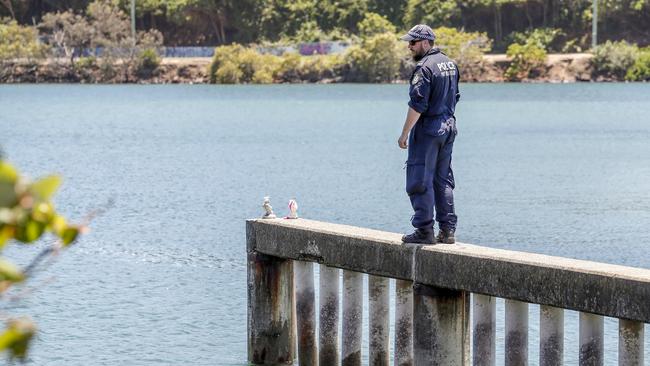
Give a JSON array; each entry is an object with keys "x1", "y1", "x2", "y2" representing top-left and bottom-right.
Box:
[{"x1": 1, "y1": 83, "x2": 649, "y2": 365}]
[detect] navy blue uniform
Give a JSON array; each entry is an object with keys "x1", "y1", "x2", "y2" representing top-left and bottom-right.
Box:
[{"x1": 406, "y1": 47, "x2": 460, "y2": 232}]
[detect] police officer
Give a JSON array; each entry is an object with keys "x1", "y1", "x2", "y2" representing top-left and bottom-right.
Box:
[{"x1": 398, "y1": 24, "x2": 460, "y2": 244}]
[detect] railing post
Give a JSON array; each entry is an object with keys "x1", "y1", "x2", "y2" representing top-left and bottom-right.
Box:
[
  {"x1": 342, "y1": 270, "x2": 363, "y2": 366},
  {"x1": 540, "y1": 305, "x2": 563, "y2": 366},
  {"x1": 579, "y1": 312, "x2": 603, "y2": 366},
  {"x1": 413, "y1": 283, "x2": 469, "y2": 365},
  {"x1": 394, "y1": 280, "x2": 413, "y2": 366},
  {"x1": 369, "y1": 275, "x2": 390, "y2": 366},
  {"x1": 319, "y1": 264, "x2": 340, "y2": 366},
  {"x1": 472, "y1": 294, "x2": 496, "y2": 366},
  {"x1": 505, "y1": 299, "x2": 528, "y2": 366},
  {"x1": 247, "y1": 252, "x2": 294, "y2": 364},
  {"x1": 619, "y1": 319, "x2": 644, "y2": 366},
  {"x1": 294, "y1": 261, "x2": 317, "y2": 366}
]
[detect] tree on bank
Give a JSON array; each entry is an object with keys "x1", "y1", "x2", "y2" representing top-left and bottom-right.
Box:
[{"x1": 2, "y1": 0, "x2": 650, "y2": 47}]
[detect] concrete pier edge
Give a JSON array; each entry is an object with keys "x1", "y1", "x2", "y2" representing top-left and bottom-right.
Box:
[{"x1": 247, "y1": 218, "x2": 650, "y2": 323}]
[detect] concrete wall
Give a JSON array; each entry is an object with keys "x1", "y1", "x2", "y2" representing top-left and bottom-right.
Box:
[{"x1": 247, "y1": 218, "x2": 650, "y2": 323}]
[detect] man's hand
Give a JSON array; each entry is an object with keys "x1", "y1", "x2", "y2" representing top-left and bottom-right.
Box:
[
  {"x1": 399, "y1": 107, "x2": 421, "y2": 149},
  {"x1": 398, "y1": 133, "x2": 408, "y2": 149}
]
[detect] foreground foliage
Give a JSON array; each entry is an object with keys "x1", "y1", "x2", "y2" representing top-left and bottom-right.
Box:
[{"x1": 0, "y1": 157, "x2": 83, "y2": 360}]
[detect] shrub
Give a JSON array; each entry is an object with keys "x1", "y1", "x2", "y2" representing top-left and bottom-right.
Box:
[
  {"x1": 505, "y1": 40, "x2": 547, "y2": 81},
  {"x1": 0, "y1": 19, "x2": 46, "y2": 61},
  {"x1": 434, "y1": 27, "x2": 491, "y2": 71},
  {"x1": 507, "y1": 28, "x2": 563, "y2": 52},
  {"x1": 275, "y1": 53, "x2": 302, "y2": 82},
  {"x1": 292, "y1": 21, "x2": 326, "y2": 43},
  {"x1": 214, "y1": 61, "x2": 243, "y2": 84},
  {"x1": 343, "y1": 32, "x2": 400, "y2": 82},
  {"x1": 592, "y1": 40, "x2": 639, "y2": 80},
  {"x1": 209, "y1": 44, "x2": 283, "y2": 84},
  {"x1": 135, "y1": 48, "x2": 161, "y2": 77},
  {"x1": 75, "y1": 56, "x2": 96, "y2": 69},
  {"x1": 357, "y1": 13, "x2": 396, "y2": 39},
  {"x1": 626, "y1": 48, "x2": 650, "y2": 81}
]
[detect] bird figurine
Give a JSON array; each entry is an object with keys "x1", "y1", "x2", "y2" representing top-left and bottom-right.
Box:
[
  {"x1": 287, "y1": 199, "x2": 298, "y2": 219},
  {"x1": 262, "y1": 196, "x2": 276, "y2": 219}
]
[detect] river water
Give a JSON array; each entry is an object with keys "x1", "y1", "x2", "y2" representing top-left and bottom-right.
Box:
[{"x1": 1, "y1": 84, "x2": 649, "y2": 365}]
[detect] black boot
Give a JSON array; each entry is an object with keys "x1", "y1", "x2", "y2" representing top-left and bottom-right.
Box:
[
  {"x1": 436, "y1": 228, "x2": 455, "y2": 244},
  {"x1": 402, "y1": 229, "x2": 435, "y2": 244}
]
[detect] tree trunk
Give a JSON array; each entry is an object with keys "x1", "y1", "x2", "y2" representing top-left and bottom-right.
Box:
[
  {"x1": 0, "y1": 0, "x2": 16, "y2": 19},
  {"x1": 494, "y1": 2, "x2": 502, "y2": 45},
  {"x1": 208, "y1": 12, "x2": 223, "y2": 44},
  {"x1": 525, "y1": 1, "x2": 534, "y2": 29}
]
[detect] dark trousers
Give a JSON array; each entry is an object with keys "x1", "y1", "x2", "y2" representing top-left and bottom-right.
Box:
[{"x1": 405, "y1": 118, "x2": 457, "y2": 232}]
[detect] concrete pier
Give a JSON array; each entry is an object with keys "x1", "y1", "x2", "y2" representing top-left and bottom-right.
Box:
[
  {"x1": 472, "y1": 294, "x2": 496, "y2": 366},
  {"x1": 540, "y1": 305, "x2": 563, "y2": 366},
  {"x1": 294, "y1": 261, "x2": 316, "y2": 366},
  {"x1": 246, "y1": 218, "x2": 650, "y2": 365},
  {"x1": 342, "y1": 270, "x2": 363, "y2": 366},
  {"x1": 394, "y1": 280, "x2": 413, "y2": 366},
  {"x1": 413, "y1": 284, "x2": 469, "y2": 365},
  {"x1": 579, "y1": 312, "x2": 604, "y2": 366},
  {"x1": 319, "y1": 264, "x2": 340, "y2": 366},
  {"x1": 247, "y1": 252, "x2": 294, "y2": 364},
  {"x1": 369, "y1": 276, "x2": 390, "y2": 366},
  {"x1": 619, "y1": 319, "x2": 644, "y2": 366},
  {"x1": 505, "y1": 299, "x2": 528, "y2": 366}
]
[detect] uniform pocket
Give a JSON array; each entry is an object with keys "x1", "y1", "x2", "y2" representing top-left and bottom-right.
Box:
[{"x1": 406, "y1": 163, "x2": 426, "y2": 195}]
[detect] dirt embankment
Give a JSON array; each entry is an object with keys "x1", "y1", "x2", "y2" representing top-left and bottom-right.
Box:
[
  {"x1": 1, "y1": 54, "x2": 597, "y2": 84},
  {"x1": 469, "y1": 53, "x2": 594, "y2": 83}
]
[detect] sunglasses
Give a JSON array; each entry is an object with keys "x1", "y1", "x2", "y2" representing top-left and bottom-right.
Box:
[{"x1": 409, "y1": 40, "x2": 423, "y2": 46}]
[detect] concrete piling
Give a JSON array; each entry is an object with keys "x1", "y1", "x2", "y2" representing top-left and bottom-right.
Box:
[
  {"x1": 369, "y1": 275, "x2": 390, "y2": 366},
  {"x1": 540, "y1": 305, "x2": 563, "y2": 366},
  {"x1": 413, "y1": 284, "x2": 469, "y2": 366},
  {"x1": 394, "y1": 280, "x2": 413, "y2": 366},
  {"x1": 319, "y1": 264, "x2": 340, "y2": 366},
  {"x1": 294, "y1": 261, "x2": 317, "y2": 366},
  {"x1": 247, "y1": 252, "x2": 295, "y2": 365},
  {"x1": 618, "y1": 319, "x2": 644, "y2": 366},
  {"x1": 342, "y1": 270, "x2": 363, "y2": 366},
  {"x1": 472, "y1": 294, "x2": 496, "y2": 366},
  {"x1": 579, "y1": 312, "x2": 603, "y2": 366},
  {"x1": 505, "y1": 299, "x2": 528, "y2": 366}
]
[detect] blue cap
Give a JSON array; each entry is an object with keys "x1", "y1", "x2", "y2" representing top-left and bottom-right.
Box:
[{"x1": 400, "y1": 24, "x2": 436, "y2": 42}]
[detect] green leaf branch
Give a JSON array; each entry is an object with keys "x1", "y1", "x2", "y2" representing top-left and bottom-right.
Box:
[{"x1": 0, "y1": 158, "x2": 86, "y2": 361}]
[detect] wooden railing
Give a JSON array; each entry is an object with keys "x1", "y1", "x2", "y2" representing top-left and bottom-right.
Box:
[{"x1": 246, "y1": 218, "x2": 649, "y2": 365}]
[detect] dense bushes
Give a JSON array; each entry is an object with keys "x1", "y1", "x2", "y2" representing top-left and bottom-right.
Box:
[
  {"x1": 135, "y1": 48, "x2": 161, "y2": 77},
  {"x1": 591, "y1": 40, "x2": 639, "y2": 79},
  {"x1": 343, "y1": 32, "x2": 401, "y2": 82},
  {"x1": 505, "y1": 39, "x2": 547, "y2": 81},
  {"x1": 0, "y1": 19, "x2": 45, "y2": 61},
  {"x1": 208, "y1": 26, "x2": 494, "y2": 84},
  {"x1": 209, "y1": 33, "x2": 401, "y2": 84},
  {"x1": 591, "y1": 41, "x2": 639, "y2": 80},
  {"x1": 434, "y1": 27, "x2": 491, "y2": 72},
  {"x1": 626, "y1": 48, "x2": 650, "y2": 81}
]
